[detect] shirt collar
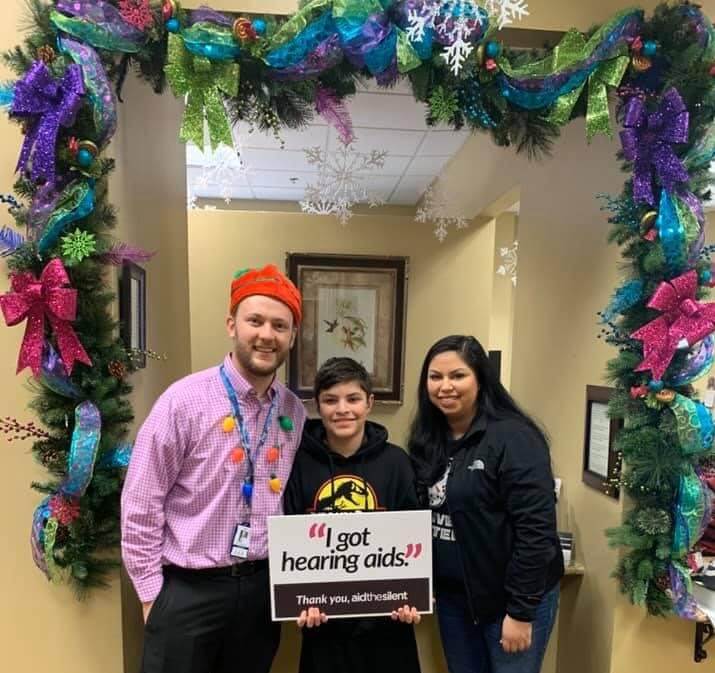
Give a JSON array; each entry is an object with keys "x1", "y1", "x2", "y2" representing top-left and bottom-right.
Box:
[{"x1": 222, "y1": 353, "x2": 280, "y2": 402}]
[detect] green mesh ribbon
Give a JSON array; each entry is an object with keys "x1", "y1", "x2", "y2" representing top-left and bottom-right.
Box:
[
  {"x1": 182, "y1": 22, "x2": 242, "y2": 60},
  {"x1": 333, "y1": 0, "x2": 384, "y2": 20},
  {"x1": 270, "y1": 0, "x2": 334, "y2": 48},
  {"x1": 49, "y1": 10, "x2": 142, "y2": 54},
  {"x1": 396, "y1": 27, "x2": 421, "y2": 74},
  {"x1": 43, "y1": 517, "x2": 60, "y2": 581},
  {"x1": 499, "y1": 9, "x2": 637, "y2": 139},
  {"x1": 667, "y1": 393, "x2": 711, "y2": 456},
  {"x1": 164, "y1": 33, "x2": 239, "y2": 149},
  {"x1": 672, "y1": 465, "x2": 707, "y2": 556}
]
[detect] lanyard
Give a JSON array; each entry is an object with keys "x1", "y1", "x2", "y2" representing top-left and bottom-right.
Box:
[{"x1": 219, "y1": 364, "x2": 277, "y2": 491}]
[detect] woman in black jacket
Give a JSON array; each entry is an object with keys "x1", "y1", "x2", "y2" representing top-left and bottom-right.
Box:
[{"x1": 408, "y1": 335, "x2": 563, "y2": 673}]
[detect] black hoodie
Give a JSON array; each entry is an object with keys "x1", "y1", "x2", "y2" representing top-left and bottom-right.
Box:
[{"x1": 284, "y1": 418, "x2": 421, "y2": 673}]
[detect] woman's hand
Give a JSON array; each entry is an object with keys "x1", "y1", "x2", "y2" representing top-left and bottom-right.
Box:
[
  {"x1": 500, "y1": 615, "x2": 532, "y2": 653},
  {"x1": 297, "y1": 606, "x2": 328, "y2": 628},
  {"x1": 391, "y1": 605, "x2": 422, "y2": 624}
]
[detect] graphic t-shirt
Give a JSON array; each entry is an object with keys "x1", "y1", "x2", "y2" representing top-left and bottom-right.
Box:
[{"x1": 429, "y1": 441, "x2": 464, "y2": 590}]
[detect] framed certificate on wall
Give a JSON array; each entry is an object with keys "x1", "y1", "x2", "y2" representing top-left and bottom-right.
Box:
[{"x1": 582, "y1": 385, "x2": 622, "y2": 499}]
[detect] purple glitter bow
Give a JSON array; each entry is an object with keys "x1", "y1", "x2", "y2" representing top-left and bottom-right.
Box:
[
  {"x1": 619, "y1": 87, "x2": 690, "y2": 206},
  {"x1": 12, "y1": 61, "x2": 85, "y2": 185}
]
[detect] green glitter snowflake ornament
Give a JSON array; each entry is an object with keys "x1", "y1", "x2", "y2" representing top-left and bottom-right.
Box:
[{"x1": 60, "y1": 228, "x2": 96, "y2": 263}]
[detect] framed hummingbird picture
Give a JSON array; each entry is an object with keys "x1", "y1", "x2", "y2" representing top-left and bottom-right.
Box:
[{"x1": 286, "y1": 253, "x2": 408, "y2": 403}]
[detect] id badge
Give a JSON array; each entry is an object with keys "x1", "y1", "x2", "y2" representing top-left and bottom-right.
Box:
[{"x1": 230, "y1": 523, "x2": 250, "y2": 559}]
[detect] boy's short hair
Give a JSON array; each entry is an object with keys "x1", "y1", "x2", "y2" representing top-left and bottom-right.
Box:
[{"x1": 314, "y1": 357, "x2": 373, "y2": 399}]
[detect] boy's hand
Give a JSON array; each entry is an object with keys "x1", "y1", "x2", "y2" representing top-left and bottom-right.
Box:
[
  {"x1": 391, "y1": 605, "x2": 421, "y2": 624},
  {"x1": 297, "y1": 606, "x2": 328, "y2": 628}
]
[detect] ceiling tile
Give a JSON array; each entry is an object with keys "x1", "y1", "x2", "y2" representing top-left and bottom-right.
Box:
[
  {"x1": 405, "y1": 155, "x2": 452, "y2": 175},
  {"x1": 236, "y1": 122, "x2": 328, "y2": 152},
  {"x1": 347, "y1": 92, "x2": 430, "y2": 129},
  {"x1": 327, "y1": 127, "x2": 425, "y2": 155},
  {"x1": 240, "y1": 148, "x2": 318, "y2": 172},
  {"x1": 419, "y1": 131, "x2": 471, "y2": 156},
  {"x1": 251, "y1": 186, "x2": 306, "y2": 201},
  {"x1": 248, "y1": 170, "x2": 317, "y2": 188}
]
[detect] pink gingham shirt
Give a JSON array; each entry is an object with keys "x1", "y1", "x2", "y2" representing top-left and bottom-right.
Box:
[{"x1": 121, "y1": 354, "x2": 306, "y2": 603}]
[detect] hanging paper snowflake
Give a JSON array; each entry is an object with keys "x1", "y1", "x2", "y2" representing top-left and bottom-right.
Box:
[
  {"x1": 119, "y1": 0, "x2": 154, "y2": 31},
  {"x1": 407, "y1": 1, "x2": 489, "y2": 75},
  {"x1": 484, "y1": 0, "x2": 529, "y2": 29},
  {"x1": 300, "y1": 144, "x2": 387, "y2": 225},
  {"x1": 415, "y1": 185, "x2": 469, "y2": 242},
  {"x1": 192, "y1": 142, "x2": 251, "y2": 205},
  {"x1": 496, "y1": 240, "x2": 518, "y2": 285},
  {"x1": 61, "y1": 228, "x2": 96, "y2": 263}
]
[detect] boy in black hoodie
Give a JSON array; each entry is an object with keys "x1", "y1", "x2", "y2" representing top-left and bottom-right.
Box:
[{"x1": 284, "y1": 357, "x2": 422, "y2": 673}]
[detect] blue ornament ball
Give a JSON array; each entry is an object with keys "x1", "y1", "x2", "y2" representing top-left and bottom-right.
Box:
[
  {"x1": 642, "y1": 40, "x2": 657, "y2": 57},
  {"x1": 648, "y1": 379, "x2": 665, "y2": 392},
  {"x1": 242, "y1": 481, "x2": 253, "y2": 500},
  {"x1": 700, "y1": 269, "x2": 712, "y2": 284},
  {"x1": 252, "y1": 18, "x2": 267, "y2": 35},
  {"x1": 166, "y1": 18, "x2": 180, "y2": 33},
  {"x1": 77, "y1": 148, "x2": 94, "y2": 168},
  {"x1": 485, "y1": 41, "x2": 501, "y2": 59}
]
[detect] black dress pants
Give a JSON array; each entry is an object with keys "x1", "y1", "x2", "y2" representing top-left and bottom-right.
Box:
[{"x1": 141, "y1": 562, "x2": 280, "y2": 673}]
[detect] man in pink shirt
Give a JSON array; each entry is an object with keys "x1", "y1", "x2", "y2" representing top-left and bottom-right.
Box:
[{"x1": 121, "y1": 264, "x2": 307, "y2": 673}]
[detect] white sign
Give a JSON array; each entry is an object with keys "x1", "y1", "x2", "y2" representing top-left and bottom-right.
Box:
[
  {"x1": 267, "y1": 510, "x2": 433, "y2": 621},
  {"x1": 587, "y1": 401, "x2": 611, "y2": 477}
]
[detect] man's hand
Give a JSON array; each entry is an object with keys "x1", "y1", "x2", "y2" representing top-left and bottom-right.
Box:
[
  {"x1": 500, "y1": 615, "x2": 532, "y2": 653},
  {"x1": 142, "y1": 601, "x2": 154, "y2": 624}
]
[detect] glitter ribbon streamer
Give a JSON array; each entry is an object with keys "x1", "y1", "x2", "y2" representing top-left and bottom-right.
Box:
[
  {"x1": 668, "y1": 560, "x2": 700, "y2": 620},
  {"x1": 50, "y1": 0, "x2": 145, "y2": 53},
  {"x1": 165, "y1": 33, "x2": 239, "y2": 149},
  {"x1": 672, "y1": 466, "x2": 709, "y2": 557},
  {"x1": 37, "y1": 180, "x2": 95, "y2": 255},
  {"x1": 57, "y1": 36, "x2": 117, "y2": 147},
  {"x1": 620, "y1": 88, "x2": 690, "y2": 206},
  {"x1": 39, "y1": 342, "x2": 82, "y2": 399},
  {"x1": 656, "y1": 190, "x2": 687, "y2": 275},
  {"x1": 631, "y1": 270, "x2": 715, "y2": 381},
  {"x1": 544, "y1": 31, "x2": 629, "y2": 140},
  {"x1": 61, "y1": 401, "x2": 102, "y2": 498},
  {"x1": 97, "y1": 442, "x2": 133, "y2": 469},
  {"x1": 11, "y1": 61, "x2": 84, "y2": 185},
  {"x1": 497, "y1": 9, "x2": 641, "y2": 112},
  {"x1": 0, "y1": 258, "x2": 92, "y2": 376},
  {"x1": 182, "y1": 22, "x2": 242, "y2": 61},
  {"x1": 663, "y1": 393, "x2": 714, "y2": 456}
]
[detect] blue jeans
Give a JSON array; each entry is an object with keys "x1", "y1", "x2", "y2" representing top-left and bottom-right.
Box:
[{"x1": 436, "y1": 586, "x2": 559, "y2": 673}]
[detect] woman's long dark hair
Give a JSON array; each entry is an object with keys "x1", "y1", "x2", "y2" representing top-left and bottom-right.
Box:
[{"x1": 408, "y1": 335, "x2": 548, "y2": 492}]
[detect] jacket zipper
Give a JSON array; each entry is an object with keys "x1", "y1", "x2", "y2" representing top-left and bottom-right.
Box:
[{"x1": 445, "y1": 456, "x2": 480, "y2": 625}]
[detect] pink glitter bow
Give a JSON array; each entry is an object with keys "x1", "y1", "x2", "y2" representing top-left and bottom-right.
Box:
[
  {"x1": 631, "y1": 270, "x2": 715, "y2": 380},
  {"x1": 0, "y1": 258, "x2": 91, "y2": 375}
]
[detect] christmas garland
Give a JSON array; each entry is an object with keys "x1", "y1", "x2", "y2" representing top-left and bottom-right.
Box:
[{"x1": 1, "y1": 0, "x2": 714, "y2": 617}]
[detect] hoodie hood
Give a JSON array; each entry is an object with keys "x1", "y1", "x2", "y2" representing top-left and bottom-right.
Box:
[{"x1": 300, "y1": 417, "x2": 389, "y2": 464}]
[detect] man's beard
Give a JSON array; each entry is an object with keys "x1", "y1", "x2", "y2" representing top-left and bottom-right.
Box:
[{"x1": 234, "y1": 340, "x2": 288, "y2": 377}]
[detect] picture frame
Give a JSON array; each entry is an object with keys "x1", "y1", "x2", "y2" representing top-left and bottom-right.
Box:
[
  {"x1": 582, "y1": 385, "x2": 622, "y2": 499},
  {"x1": 286, "y1": 253, "x2": 408, "y2": 403},
  {"x1": 119, "y1": 261, "x2": 147, "y2": 369}
]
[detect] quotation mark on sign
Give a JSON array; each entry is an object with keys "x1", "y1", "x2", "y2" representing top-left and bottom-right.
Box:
[
  {"x1": 405, "y1": 543, "x2": 422, "y2": 559},
  {"x1": 309, "y1": 523, "x2": 327, "y2": 539}
]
